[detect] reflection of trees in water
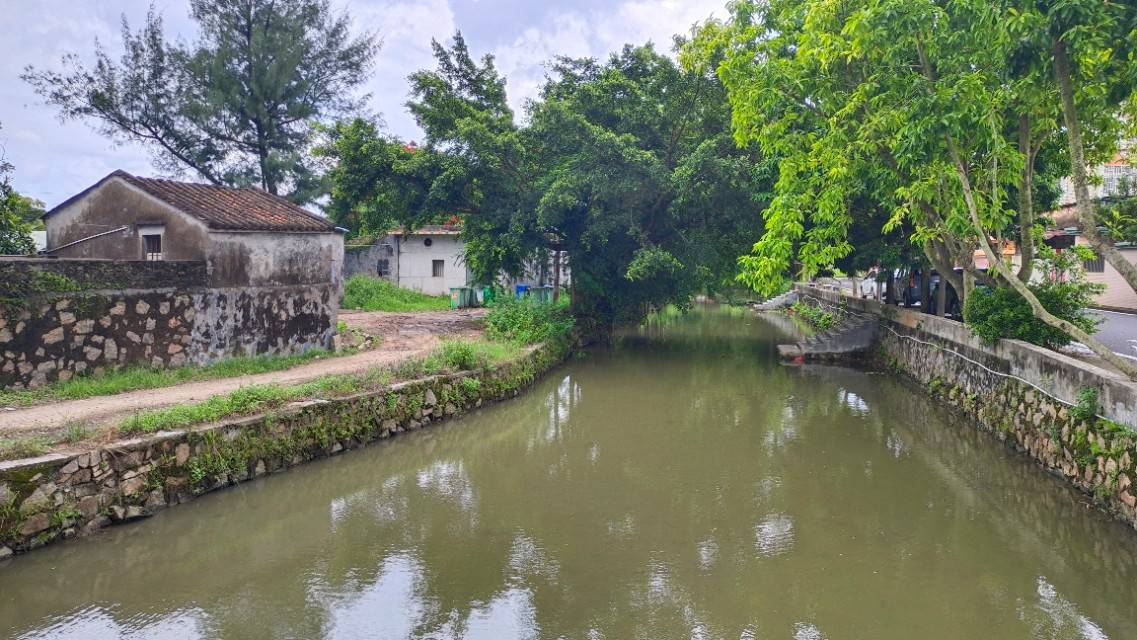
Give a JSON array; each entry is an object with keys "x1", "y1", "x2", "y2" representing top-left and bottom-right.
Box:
[{"x1": 802, "y1": 365, "x2": 1137, "y2": 639}]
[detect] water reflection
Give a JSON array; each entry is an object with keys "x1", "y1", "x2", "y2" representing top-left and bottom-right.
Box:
[{"x1": 2, "y1": 306, "x2": 1135, "y2": 639}]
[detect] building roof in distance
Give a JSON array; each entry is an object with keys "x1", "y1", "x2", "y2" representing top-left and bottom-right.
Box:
[
  {"x1": 388, "y1": 224, "x2": 462, "y2": 236},
  {"x1": 46, "y1": 170, "x2": 336, "y2": 233}
]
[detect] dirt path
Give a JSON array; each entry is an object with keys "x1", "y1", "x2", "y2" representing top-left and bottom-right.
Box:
[{"x1": 0, "y1": 309, "x2": 486, "y2": 438}]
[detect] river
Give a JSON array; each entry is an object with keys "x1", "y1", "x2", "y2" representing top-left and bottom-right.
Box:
[{"x1": 1, "y1": 306, "x2": 1135, "y2": 639}]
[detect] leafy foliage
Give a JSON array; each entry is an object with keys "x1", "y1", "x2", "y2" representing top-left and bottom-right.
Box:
[
  {"x1": 341, "y1": 274, "x2": 451, "y2": 312},
  {"x1": 484, "y1": 297, "x2": 574, "y2": 346},
  {"x1": 788, "y1": 301, "x2": 839, "y2": 332},
  {"x1": 23, "y1": 0, "x2": 377, "y2": 201},
  {"x1": 0, "y1": 127, "x2": 36, "y2": 256},
  {"x1": 324, "y1": 34, "x2": 773, "y2": 329},
  {"x1": 963, "y1": 281, "x2": 1100, "y2": 348}
]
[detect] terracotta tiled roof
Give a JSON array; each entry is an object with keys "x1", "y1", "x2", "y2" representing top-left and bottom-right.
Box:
[{"x1": 47, "y1": 170, "x2": 335, "y2": 233}]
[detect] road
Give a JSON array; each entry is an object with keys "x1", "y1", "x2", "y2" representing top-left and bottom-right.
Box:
[{"x1": 1091, "y1": 310, "x2": 1137, "y2": 359}]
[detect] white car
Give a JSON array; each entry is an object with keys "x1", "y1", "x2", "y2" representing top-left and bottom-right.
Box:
[{"x1": 859, "y1": 275, "x2": 881, "y2": 299}]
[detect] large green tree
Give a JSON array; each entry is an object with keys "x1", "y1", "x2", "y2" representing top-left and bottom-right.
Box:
[
  {"x1": 695, "y1": 0, "x2": 1137, "y2": 376},
  {"x1": 324, "y1": 35, "x2": 773, "y2": 330},
  {"x1": 23, "y1": 0, "x2": 377, "y2": 202},
  {"x1": 0, "y1": 126, "x2": 36, "y2": 256}
]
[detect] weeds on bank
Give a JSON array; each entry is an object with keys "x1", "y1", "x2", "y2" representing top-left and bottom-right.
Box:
[
  {"x1": 0, "y1": 437, "x2": 52, "y2": 461},
  {"x1": 0, "y1": 349, "x2": 338, "y2": 408},
  {"x1": 786, "y1": 300, "x2": 839, "y2": 331},
  {"x1": 341, "y1": 275, "x2": 451, "y2": 312}
]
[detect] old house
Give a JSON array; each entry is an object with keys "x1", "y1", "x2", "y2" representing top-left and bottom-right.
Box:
[
  {"x1": 0, "y1": 171, "x2": 344, "y2": 389},
  {"x1": 43, "y1": 170, "x2": 342, "y2": 288},
  {"x1": 1044, "y1": 203, "x2": 1137, "y2": 312}
]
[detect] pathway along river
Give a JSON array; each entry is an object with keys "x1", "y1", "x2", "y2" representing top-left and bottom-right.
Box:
[{"x1": 2, "y1": 306, "x2": 1136, "y2": 639}]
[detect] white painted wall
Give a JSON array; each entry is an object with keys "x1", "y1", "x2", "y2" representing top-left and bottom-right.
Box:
[{"x1": 396, "y1": 234, "x2": 469, "y2": 295}]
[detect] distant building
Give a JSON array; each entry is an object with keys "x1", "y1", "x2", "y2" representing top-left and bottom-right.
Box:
[
  {"x1": 1043, "y1": 204, "x2": 1137, "y2": 312},
  {"x1": 344, "y1": 225, "x2": 471, "y2": 296},
  {"x1": 344, "y1": 225, "x2": 571, "y2": 297},
  {"x1": 1059, "y1": 141, "x2": 1136, "y2": 205}
]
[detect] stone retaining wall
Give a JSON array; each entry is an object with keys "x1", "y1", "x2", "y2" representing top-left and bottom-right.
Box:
[
  {"x1": 0, "y1": 259, "x2": 337, "y2": 389},
  {"x1": 798, "y1": 285, "x2": 1137, "y2": 529},
  {"x1": 0, "y1": 341, "x2": 567, "y2": 559}
]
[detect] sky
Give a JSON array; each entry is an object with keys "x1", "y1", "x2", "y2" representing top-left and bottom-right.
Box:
[{"x1": 0, "y1": 0, "x2": 727, "y2": 209}]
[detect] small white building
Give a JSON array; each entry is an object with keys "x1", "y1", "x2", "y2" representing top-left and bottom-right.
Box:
[{"x1": 344, "y1": 225, "x2": 471, "y2": 296}]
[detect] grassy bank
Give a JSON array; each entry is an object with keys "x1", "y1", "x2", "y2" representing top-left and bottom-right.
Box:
[
  {"x1": 0, "y1": 349, "x2": 344, "y2": 409},
  {"x1": 341, "y1": 275, "x2": 451, "y2": 312},
  {"x1": 116, "y1": 298, "x2": 573, "y2": 436}
]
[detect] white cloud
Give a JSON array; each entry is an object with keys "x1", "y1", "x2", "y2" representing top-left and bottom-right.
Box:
[{"x1": 491, "y1": 0, "x2": 726, "y2": 116}]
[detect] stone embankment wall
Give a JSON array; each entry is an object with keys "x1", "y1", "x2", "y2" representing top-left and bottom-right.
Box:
[
  {"x1": 798, "y1": 285, "x2": 1137, "y2": 529},
  {"x1": 0, "y1": 342, "x2": 565, "y2": 558},
  {"x1": 0, "y1": 259, "x2": 336, "y2": 389}
]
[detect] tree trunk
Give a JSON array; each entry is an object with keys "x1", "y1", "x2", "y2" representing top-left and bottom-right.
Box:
[
  {"x1": 1053, "y1": 40, "x2": 1137, "y2": 294},
  {"x1": 920, "y1": 261, "x2": 931, "y2": 313},
  {"x1": 1017, "y1": 114, "x2": 1036, "y2": 283},
  {"x1": 950, "y1": 143, "x2": 1137, "y2": 378},
  {"x1": 885, "y1": 271, "x2": 896, "y2": 305},
  {"x1": 552, "y1": 250, "x2": 561, "y2": 302}
]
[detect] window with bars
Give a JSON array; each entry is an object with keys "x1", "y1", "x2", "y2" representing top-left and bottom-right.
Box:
[
  {"x1": 143, "y1": 234, "x2": 163, "y2": 261},
  {"x1": 376, "y1": 258, "x2": 390, "y2": 277},
  {"x1": 432, "y1": 260, "x2": 445, "y2": 277},
  {"x1": 1084, "y1": 256, "x2": 1105, "y2": 273}
]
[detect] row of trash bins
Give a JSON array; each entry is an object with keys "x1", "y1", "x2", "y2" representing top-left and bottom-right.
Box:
[{"x1": 448, "y1": 284, "x2": 557, "y2": 309}]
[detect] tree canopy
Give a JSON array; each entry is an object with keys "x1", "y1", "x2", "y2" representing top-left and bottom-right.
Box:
[
  {"x1": 323, "y1": 34, "x2": 774, "y2": 329},
  {"x1": 0, "y1": 125, "x2": 37, "y2": 256},
  {"x1": 691, "y1": 0, "x2": 1137, "y2": 376},
  {"x1": 23, "y1": 0, "x2": 378, "y2": 202}
]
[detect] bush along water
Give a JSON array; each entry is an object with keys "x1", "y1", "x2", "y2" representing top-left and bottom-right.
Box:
[
  {"x1": 484, "y1": 296, "x2": 575, "y2": 346},
  {"x1": 963, "y1": 281, "x2": 1101, "y2": 349},
  {"x1": 786, "y1": 300, "x2": 839, "y2": 332}
]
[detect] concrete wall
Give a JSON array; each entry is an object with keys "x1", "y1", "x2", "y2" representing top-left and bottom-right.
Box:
[
  {"x1": 798, "y1": 285, "x2": 1137, "y2": 529},
  {"x1": 0, "y1": 259, "x2": 337, "y2": 389},
  {"x1": 343, "y1": 241, "x2": 397, "y2": 281},
  {"x1": 0, "y1": 341, "x2": 568, "y2": 557},
  {"x1": 205, "y1": 231, "x2": 343, "y2": 288},
  {"x1": 396, "y1": 234, "x2": 469, "y2": 295},
  {"x1": 45, "y1": 180, "x2": 210, "y2": 262}
]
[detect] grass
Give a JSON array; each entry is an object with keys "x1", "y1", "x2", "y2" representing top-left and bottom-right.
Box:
[
  {"x1": 0, "y1": 437, "x2": 53, "y2": 462},
  {"x1": 787, "y1": 300, "x2": 840, "y2": 331},
  {"x1": 117, "y1": 337, "x2": 524, "y2": 435},
  {"x1": 341, "y1": 274, "x2": 451, "y2": 312},
  {"x1": 0, "y1": 349, "x2": 338, "y2": 408},
  {"x1": 484, "y1": 297, "x2": 574, "y2": 345}
]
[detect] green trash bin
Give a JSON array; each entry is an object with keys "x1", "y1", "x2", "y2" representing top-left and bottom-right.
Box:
[
  {"x1": 531, "y1": 286, "x2": 554, "y2": 303},
  {"x1": 481, "y1": 286, "x2": 496, "y2": 306},
  {"x1": 449, "y1": 287, "x2": 466, "y2": 309}
]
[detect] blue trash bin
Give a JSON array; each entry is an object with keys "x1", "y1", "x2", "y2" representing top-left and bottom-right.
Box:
[{"x1": 514, "y1": 284, "x2": 531, "y2": 299}]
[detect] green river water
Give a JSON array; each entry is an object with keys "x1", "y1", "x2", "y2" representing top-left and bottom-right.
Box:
[{"x1": 1, "y1": 306, "x2": 1135, "y2": 639}]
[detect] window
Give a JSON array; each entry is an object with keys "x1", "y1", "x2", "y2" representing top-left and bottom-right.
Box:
[
  {"x1": 376, "y1": 259, "x2": 390, "y2": 277},
  {"x1": 1084, "y1": 256, "x2": 1105, "y2": 273},
  {"x1": 424, "y1": 237, "x2": 433, "y2": 247},
  {"x1": 432, "y1": 260, "x2": 445, "y2": 277},
  {"x1": 143, "y1": 234, "x2": 163, "y2": 261}
]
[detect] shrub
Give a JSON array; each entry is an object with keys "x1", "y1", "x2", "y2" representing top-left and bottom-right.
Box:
[
  {"x1": 484, "y1": 297, "x2": 574, "y2": 346},
  {"x1": 1071, "y1": 386, "x2": 1100, "y2": 422},
  {"x1": 963, "y1": 281, "x2": 1101, "y2": 349},
  {"x1": 341, "y1": 274, "x2": 450, "y2": 312},
  {"x1": 788, "y1": 300, "x2": 839, "y2": 331}
]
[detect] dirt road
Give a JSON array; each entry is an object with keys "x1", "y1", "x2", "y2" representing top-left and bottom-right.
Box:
[{"x1": 0, "y1": 309, "x2": 486, "y2": 439}]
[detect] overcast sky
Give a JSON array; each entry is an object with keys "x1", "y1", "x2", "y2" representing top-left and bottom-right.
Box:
[{"x1": 0, "y1": 0, "x2": 726, "y2": 208}]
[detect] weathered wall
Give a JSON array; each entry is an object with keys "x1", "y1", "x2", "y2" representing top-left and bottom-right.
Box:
[
  {"x1": 344, "y1": 240, "x2": 397, "y2": 281},
  {"x1": 45, "y1": 180, "x2": 211, "y2": 261},
  {"x1": 0, "y1": 260, "x2": 336, "y2": 389},
  {"x1": 0, "y1": 342, "x2": 566, "y2": 558},
  {"x1": 205, "y1": 231, "x2": 344, "y2": 288},
  {"x1": 798, "y1": 285, "x2": 1137, "y2": 529}
]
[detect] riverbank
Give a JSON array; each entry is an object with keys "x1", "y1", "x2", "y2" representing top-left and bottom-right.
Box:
[
  {"x1": 0, "y1": 308, "x2": 486, "y2": 453},
  {"x1": 0, "y1": 336, "x2": 572, "y2": 558},
  {"x1": 793, "y1": 285, "x2": 1137, "y2": 530}
]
